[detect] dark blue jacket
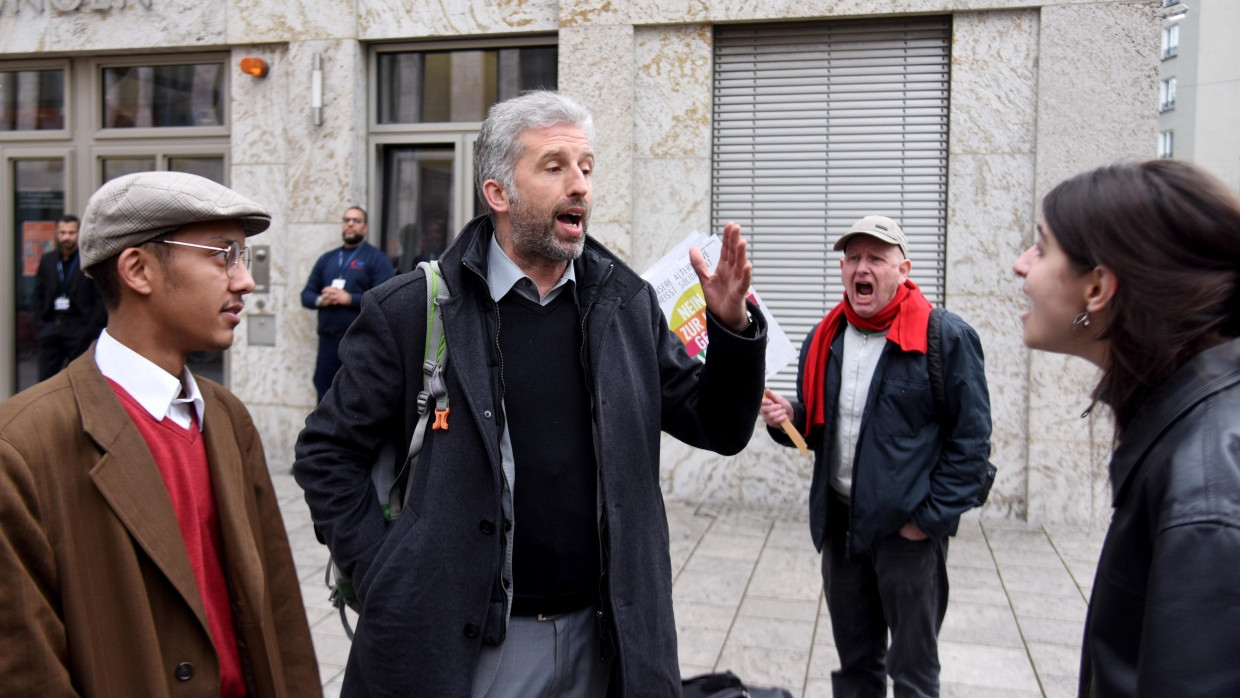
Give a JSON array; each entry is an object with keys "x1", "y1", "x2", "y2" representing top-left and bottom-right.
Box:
[
  {"x1": 294, "y1": 215, "x2": 767, "y2": 697},
  {"x1": 769, "y1": 309, "x2": 992, "y2": 553},
  {"x1": 299, "y1": 241, "x2": 395, "y2": 335},
  {"x1": 1079, "y1": 337, "x2": 1240, "y2": 697}
]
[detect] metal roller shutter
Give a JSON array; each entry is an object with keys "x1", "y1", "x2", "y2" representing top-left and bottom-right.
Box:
[{"x1": 712, "y1": 17, "x2": 951, "y2": 393}]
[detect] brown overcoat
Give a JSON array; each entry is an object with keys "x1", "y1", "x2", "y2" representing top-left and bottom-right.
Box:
[{"x1": 0, "y1": 350, "x2": 320, "y2": 697}]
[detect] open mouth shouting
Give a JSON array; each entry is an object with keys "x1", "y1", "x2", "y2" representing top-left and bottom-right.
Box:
[
  {"x1": 854, "y1": 282, "x2": 874, "y2": 301},
  {"x1": 556, "y1": 206, "x2": 586, "y2": 237}
]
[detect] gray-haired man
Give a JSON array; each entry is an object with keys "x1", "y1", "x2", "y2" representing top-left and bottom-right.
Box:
[
  {"x1": 763, "y1": 216, "x2": 993, "y2": 697},
  {"x1": 295, "y1": 91, "x2": 768, "y2": 696}
]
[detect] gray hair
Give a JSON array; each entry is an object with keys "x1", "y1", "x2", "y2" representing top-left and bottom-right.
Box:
[{"x1": 474, "y1": 91, "x2": 594, "y2": 212}]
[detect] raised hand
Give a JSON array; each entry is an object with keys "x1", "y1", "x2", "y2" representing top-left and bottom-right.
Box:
[{"x1": 690, "y1": 221, "x2": 752, "y2": 332}]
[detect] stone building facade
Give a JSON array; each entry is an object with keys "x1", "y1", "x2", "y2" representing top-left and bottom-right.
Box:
[{"x1": 0, "y1": 0, "x2": 1160, "y2": 527}]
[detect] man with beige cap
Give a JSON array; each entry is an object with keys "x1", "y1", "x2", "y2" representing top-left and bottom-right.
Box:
[
  {"x1": 761, "y1": 215, "x2": 993, "y2": 698},
  {"x1": 0, "y1": 172, "x2": 319, "y2": 697}
]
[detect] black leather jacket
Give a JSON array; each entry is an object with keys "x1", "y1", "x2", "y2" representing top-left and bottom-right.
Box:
[{"x1": 1079, "y1": 337, "x2": 1240, "y2": 697}]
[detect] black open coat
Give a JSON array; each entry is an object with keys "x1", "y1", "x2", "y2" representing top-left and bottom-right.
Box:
[{"x1": 295, "y1": 216, "x2": 767, "y2": 697}]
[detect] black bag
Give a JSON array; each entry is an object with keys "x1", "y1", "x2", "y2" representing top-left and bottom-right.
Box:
[
  {"x1": 927, "y1": 307, "x2": 998, "y2": 506},
  {"x1": 681, "y1": 670, "x2": 794, "y2": 698}
]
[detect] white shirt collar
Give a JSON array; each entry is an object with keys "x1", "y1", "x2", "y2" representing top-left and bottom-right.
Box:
[
  {"x1": 486, "y1": 232, "x2": 575, "y2": 305},
  {"x1": 94, "y1": 329, "x2": 206, "y2": 431}
]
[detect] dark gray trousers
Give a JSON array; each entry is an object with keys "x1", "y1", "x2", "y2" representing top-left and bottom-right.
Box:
[{"x1": 823, "y1": 492, "x2": 950, "y2": 698}]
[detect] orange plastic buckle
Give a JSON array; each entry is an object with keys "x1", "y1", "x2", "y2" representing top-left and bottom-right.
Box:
[{"x1": 433, "y1": 407, "x2": 450, "y2": 430}]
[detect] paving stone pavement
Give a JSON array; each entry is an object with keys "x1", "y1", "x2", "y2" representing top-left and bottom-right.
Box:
[{"x1": 273, "y1": 466, "x2": 1105, "y2": 698}]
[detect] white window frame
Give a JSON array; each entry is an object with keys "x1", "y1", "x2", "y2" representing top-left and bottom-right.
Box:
[
  {"x1": 1161, "y1": 25, "x2": 1179, "y2": 59},
  {"x1": 89, "y1": 53, "x2": 230, "y2": 141},
  {"x1": 0, "y1": 58, "x2": 71, "y2": 143},
  {"x1": 1160, "y1": 77, "x2": 1177, "y2": 112},
  {"x1": 1158, "y1": 130, "x2": 1174, "y2": 159}
]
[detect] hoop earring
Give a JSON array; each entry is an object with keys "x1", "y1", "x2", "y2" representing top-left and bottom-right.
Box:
[{"x1": 1072, "y1": 311, "x2": 1092, "y2": 330}]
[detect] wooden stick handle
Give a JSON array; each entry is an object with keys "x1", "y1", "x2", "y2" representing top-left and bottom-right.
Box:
[
  {"x1": 765, "y1": 389, "x2": 810, "y2": 456},
  {"x1": 780, "y1": 419, "x2": 810, "y2": 456}
]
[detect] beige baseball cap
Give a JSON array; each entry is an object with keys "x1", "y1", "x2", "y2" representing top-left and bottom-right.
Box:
[
  {"x1": 832, "y1": 215, "x2": 907, "y2": 258},
  {"x1": 79, "y1": 171, "x2": 270, "y2": 274}
]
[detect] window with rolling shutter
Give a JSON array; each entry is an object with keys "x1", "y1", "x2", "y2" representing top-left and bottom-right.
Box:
[{"x1": 712, "y1": 17, "x2": 951, "y2": 393}]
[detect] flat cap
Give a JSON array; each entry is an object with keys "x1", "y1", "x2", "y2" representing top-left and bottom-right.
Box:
[
  {"x1": 833, "y1": 214, "x2": 907, "y2": 258},
  {"x1": 79, "y1": 171, "x2": 270, "y2": 274}
]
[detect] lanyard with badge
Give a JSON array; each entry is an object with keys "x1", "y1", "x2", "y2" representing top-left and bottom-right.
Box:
[
  {"x1": 333, "y1": 247, "x2": 360, "y2": 290},
  {"x1": 55, "y1": 254, "x2": 78, "y2": 312}
]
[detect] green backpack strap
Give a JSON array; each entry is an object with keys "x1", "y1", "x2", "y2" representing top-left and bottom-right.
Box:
[{"x1": 386, "y1": 260, "x2": 451, "y2": 521}]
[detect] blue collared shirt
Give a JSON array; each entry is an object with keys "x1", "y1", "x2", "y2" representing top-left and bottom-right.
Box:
[{"x1": 486, "y1": 234, "x2": 576, "y2": 305}]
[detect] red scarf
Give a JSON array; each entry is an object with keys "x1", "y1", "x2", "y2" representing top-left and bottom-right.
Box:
[{"x1": 801, "y1": 279, "x2": 933, "y2": 437}]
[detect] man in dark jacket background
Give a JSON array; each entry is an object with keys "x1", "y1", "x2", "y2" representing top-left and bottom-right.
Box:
[
  {"x1": 763, "y1": 215, "x2": 992, "y2": 698},
  {"x1": 293, "y1": 91, "x2": 767, "y2": 696},
  {"x1": 33, "y1": 214, "x2": 106, "y2": 379},
  {"x1": 300, "y1": 206, "x2": 395, "y2": 402}
]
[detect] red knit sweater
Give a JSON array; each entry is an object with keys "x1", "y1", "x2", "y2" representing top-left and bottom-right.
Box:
[{"x1": 109, "y1": 381, "x2": 244, "y2": 697}]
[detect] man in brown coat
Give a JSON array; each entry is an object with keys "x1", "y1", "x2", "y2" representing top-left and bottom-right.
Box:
[{"x1": 0, "y1": 172, "x2": 320, "y2": 697}]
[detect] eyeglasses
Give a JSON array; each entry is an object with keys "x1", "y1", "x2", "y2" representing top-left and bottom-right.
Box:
[
  {"x1": 342, "y1": 216, "x2": 365, "y2": 224},
  {"x1": 155, "y1": 240, "x2": 252, "y2": 278}
]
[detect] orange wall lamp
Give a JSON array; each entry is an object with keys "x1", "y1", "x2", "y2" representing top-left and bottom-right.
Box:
[{"x1": 239, "y1": 57, "x2": 269, "y2": 78}]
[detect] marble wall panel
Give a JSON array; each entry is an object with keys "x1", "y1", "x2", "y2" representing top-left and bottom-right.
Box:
[
  {"x1": 616, "y1": 0, "x2": 1071, "y2": 26},
  {"x1": 661, "y1": 426, "x2": 813, "y2": 509},
  {"x1": 1026, "y1": 351, "x2": 1107, "y2": 525},
  {"x1": 634, "y1": 25, "x2": 712, "y2": 160},
  {"x1": 946, "y1": 153, "x2": 1038, "y2": 296},
  {"x1": 228, "y1": 163, "x2": 294, "y2": 326},
  {"x1": 228, "y1": 165, "x2": 321, "y2": 418},
  {"x1": 227, "y1": 0, "x2": 355, "y2": 44},
  {"x1": 1028, "y1": 438, "x2": 1099, "y2": 526},
  {"x1": 1028, "y1": 352, "x2": 1099, "y2": 438},
  {"x1": 284, "y1": 40, "x2": 368, "y2": 226},
  {"x1": 950, "y1": 10, "x2": 1039, "y2": 156},
  {"x1": 583, "y1": 220, "x2": 630, "y2": 262},
  {"x1": 231, "y1": 284, "x2": 317, "y2": 410},
  {"x1": 630, "y1": 157, "x2": 711, "y2": 272},
  {"x1": 631, "y1": 25, "x2": 713, "y2": 272},
  {"x1": 945, "y1": 290, "x2": 1030, "y2": 520},
  {"x1": 231, "y1": 45, "x2": 290, "y2": 167},
  {"x1": 661, "y1": 435, "x2": 739, "y2": 505},
  {"x1": 1033, "y1": 1, "x2": 1160, "y2": 199},
  {"x1": 250, "y1": 403, "x2": 320, "y2": 471},
  {"x1": 357, "y1": 0, "x2": 558, "y2": 41},
  {"x1": 0, "y1": 0, "x2": 225, "y2": 54},
  {"x1": 1089, "y1": 411, "x2": 1116, "y2": 527},
  {"x1": 559, "y1": 25, "x2": 635, "y2": 234}
]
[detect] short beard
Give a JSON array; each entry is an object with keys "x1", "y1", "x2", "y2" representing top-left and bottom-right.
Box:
[
  {"x1": 508, "y1": 193, "x2": 587, "y2": 263},
  {"x1": 343, "y1": 233, "x2": 364, "y2": 246}
]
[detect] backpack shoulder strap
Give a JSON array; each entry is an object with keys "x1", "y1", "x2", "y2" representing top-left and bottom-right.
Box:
[
  {"x1": 387, "y1": 260, "x2": 451, "y2": 520},
  {"x1": 927, "y1": 306, "x2": 948, "y2": 425},
  {"x1": 927, "y1": 305, "x2": 998, "y2": 506}
]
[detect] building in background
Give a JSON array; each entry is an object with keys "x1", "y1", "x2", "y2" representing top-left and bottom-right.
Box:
[
  {"x1": 0, "y1": 0, "x2": 1161, "y2": 528},
  {"x1": 1157, "y1": 0, "x2": 1240, "y2": 192}
]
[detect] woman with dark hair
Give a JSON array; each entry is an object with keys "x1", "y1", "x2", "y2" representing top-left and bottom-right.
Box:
[{"x1": 1013, "y1": 159, "x2": 1240, "y2": 697}]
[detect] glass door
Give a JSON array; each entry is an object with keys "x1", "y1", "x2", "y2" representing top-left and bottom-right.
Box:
[
  {"x1": 10, "y1": 157, "x2": 67, "y2": 393},
  {"x1": 380, "y1": 144, "x2": 455, "y2": 273}
]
